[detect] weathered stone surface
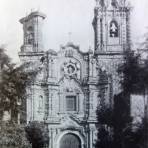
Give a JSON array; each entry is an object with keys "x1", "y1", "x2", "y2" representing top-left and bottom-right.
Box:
[{"x1": 19, "y1": 1, "x2": 131, "y2": 148}]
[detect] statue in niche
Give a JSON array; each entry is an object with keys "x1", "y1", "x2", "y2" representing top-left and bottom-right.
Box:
[{"x1": 110, "y1": 20, "x2": 118, "y2": 38}]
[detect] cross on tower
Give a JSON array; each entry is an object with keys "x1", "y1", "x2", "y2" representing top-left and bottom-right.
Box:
[{"x1": 68, "y1": 32, "x2": 72, "y2": 42}]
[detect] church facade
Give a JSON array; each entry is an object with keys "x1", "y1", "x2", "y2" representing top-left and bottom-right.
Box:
[{"x1": 19, "y1": 0, "x2": 131, "y2": 148}]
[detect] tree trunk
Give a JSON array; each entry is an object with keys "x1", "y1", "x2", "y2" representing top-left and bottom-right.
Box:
[{"x1": 144, "y1": 90, "x2": 148, "y2": 148}]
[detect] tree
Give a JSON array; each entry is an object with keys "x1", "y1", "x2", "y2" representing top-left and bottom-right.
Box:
[
  {"x1": 0, "y1": 48, "x2": 41, "y2": 123},
  {"x1": 25, "y1": 121, "x2": 49, "y2": 148},
  {"x1": 0, "y1": 47, "x2": 44, "y2": 147},
  {"x1": 96, "y1": 93, "x2": 132, "y2": 148},
  {"x1": 118, "y1": 51, "x2": 145, "y2": 94},
  {"x1": 118, "y1": 50, "x2": 148, "y2": 148},
  {"x1": 0, "y1": 122, "x2": 31, "y2": 148},
  {"x1": 113, "y1": 93, "x2": 132, "y2": 148},
  {"x1": 96, "y1": 51, "x2": 146, "y2": 148},
  {"x1": 95, "y1": 102, "x2": 114, "y2": 148},
  {"x1": 0, "y1": 48, "x2": 11, "y2": 70},
  {"x1": 95, "y1": 125, "x2": 113, "y2": 148}
]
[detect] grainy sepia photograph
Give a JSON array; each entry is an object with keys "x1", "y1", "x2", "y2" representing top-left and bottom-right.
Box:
[{"x1": 0, "y1": 0, "x2": 148, "y2": 148}]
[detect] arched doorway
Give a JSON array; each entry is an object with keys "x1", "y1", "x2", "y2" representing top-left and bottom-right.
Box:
[{"x1": 60, "y1": 134, "x2": 81, "y2": 148}]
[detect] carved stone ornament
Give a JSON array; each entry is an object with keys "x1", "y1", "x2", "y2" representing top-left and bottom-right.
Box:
[{"x1": 62, "y1": 60, "x2": 80, "y2": 78}]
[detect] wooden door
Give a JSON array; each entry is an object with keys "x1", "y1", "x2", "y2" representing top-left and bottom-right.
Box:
[{"x1": 60, "y1": 134, "x2": 81, "y2": 148}]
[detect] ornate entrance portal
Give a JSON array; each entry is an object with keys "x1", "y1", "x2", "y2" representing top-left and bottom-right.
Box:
[{"x1": 60, "y1": 134, "x2": 81, "y2": 148}]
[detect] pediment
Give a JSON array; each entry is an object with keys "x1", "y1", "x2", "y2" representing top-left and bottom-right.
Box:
[
  {"x1": 60, "y1": 116, "x2": 82, "y2": 129},
  {"x1": 58, "y1": 42, "x2": 88, "y2": 59},
  {"x1": 58, "y1": 77, "x2": 83, "y2": 94}
]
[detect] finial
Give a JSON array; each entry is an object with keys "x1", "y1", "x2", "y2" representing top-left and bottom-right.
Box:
[
  {"x1": 111, "y1": 0, "x2": 117, "y2": 7},
  {"x1": 31, "y1": 8, "x2": 34, "y2": 13},
  {"x1": 88, "y1": 46, "x2": 93, "y2": 54},
  {"x1": 96, "y1": 0, "x2": 105, "y2": 7}
]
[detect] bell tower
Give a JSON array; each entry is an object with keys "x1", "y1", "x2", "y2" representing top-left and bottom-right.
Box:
[
  {"x1": 93, "y1": 0, "x2": 131, "y2": 54},
  {"x1": 20, "y1": 11, "x2": 46, "y2": 53},
  {"x1": 92, "y1": 0, "x2": 131, "y2": 104}
]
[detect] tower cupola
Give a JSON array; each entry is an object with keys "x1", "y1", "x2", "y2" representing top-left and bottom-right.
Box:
[{"x1": 20, "y1": 11, "x2": 46, "y2": 52}]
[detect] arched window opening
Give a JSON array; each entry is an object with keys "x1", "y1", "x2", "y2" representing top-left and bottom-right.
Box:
[{"x1": 26, "y1": 26, "x2": 34, "y2": 45}]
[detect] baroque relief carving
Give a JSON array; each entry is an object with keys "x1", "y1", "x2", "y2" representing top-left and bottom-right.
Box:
[{"x1": 61, "y1": 59, "x2": 80, "y2": 79}]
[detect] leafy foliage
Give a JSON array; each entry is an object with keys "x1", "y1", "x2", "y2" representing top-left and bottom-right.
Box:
[
  {"x1": 96, "y1": 50, "x2": 144, "y2": 148},
  {"x1": 113, "y1": 93, "x2": 133, "y2": 148},
  {"x1": 140, "y1": 30, "x2": 148, "y2": 49},
  {"x1": 118, "y1": 51, "x2": 148, "y2": 94},
  {"x1": 0, "y1": 48, "x2": 11, "y2": 69},
  {"x1": 96, "y1": 103, "x2": 114, "y2": 127},
  {"x1": 96, "y1": 93, "x2": 132, "y2": 148},
  {"x1": 0, "y1": 122, "x2": 31, "y2": 148},
  {"x1": 119, "y1": 116, "x2": 148, "y2": 148},
  {"x1": 96, "y1": 94, "x2": 143, "y2": 148},
  {"x1": 117, "y1": 50, "x2": 148, "y2": 148},
  {"x1": 96, "y1": 102, "x2": 114, "y2": 148},
  {"x1": 25, "y1": 121, "x2": 49, "y2": 148},
  {"x1": 113, "y1": 93, "x2": 132, "y2": 130},
  {"x1": 0, "y1": 48, "x2": 41, "y2": 122},
  {"x1": 95, "y1": 125, "x2": 113, "y2": 148},
  {"x1": 0, "y1": 48, "x2": 43, "y2": 147}
]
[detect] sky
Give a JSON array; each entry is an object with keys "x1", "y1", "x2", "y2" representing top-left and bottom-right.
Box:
[{"x1": 0, "y1": 0, "x2": 147, "y2": 62}]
